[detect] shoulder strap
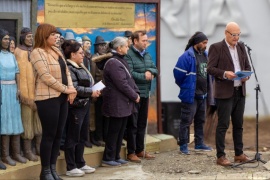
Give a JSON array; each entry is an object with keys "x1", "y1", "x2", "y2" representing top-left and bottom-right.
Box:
[{"x1": 104, "y1": 58, "x2": 131, "y2": 78}]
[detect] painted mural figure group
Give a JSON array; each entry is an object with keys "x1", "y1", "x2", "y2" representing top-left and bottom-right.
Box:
[
  {"x1": 174, "y1": 21, "x2": 254, "y2": 167},
  {"x1": 0, "y1": 23, "x2": 158, "y2": 179}
]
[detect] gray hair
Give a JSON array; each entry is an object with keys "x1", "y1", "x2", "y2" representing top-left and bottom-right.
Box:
[{"x1": 109, "y1": 37, "x2": 127, "y2": 50}]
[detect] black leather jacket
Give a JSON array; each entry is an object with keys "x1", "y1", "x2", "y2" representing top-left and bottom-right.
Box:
[{"x1": 67, "y1": 59, "x2": 94, "y2": 108}]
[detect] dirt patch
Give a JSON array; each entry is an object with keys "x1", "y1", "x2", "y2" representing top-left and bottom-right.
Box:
[
  {"x1": 204, "y1": 117, "x2": 270, "y2": 151},
  {"x1": 142, "y1": 118, "x2": 270, "y2": 178}
]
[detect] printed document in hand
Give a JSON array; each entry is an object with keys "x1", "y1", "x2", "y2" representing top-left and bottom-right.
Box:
[
  {"x1": 92, "y1": 81, "x2": 105, "y2": 91},
  {"x1": 233, "y1": 71, "x2": 253, "y2": 80}
]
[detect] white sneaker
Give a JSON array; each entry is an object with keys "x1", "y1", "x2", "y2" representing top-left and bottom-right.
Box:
[
  {"x1": 80, "y1": 165, "x2": 96, "y2": 173},
  {"x1": 66, "y1": 168, "x2": 85, "y2": 177}
]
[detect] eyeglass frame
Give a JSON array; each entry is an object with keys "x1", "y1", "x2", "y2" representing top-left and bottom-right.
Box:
[{"x1": 226, "y1": 30, "x2": 241, "y2": 37}]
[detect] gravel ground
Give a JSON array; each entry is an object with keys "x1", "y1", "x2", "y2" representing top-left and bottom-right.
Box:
[{"x1": 142, "y1": 147, "x2": 270, "y2": 179}]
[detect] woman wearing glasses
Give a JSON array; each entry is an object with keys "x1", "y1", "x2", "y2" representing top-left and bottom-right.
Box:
[{"x1": 62, "y1": 41, "x2": 100, "y2": 177}]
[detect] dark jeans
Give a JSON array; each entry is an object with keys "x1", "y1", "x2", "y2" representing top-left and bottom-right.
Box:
[
  {"x1": 216, "y1": 88, "x2": 245, "y2": 158},
  {"x1": 127, "y1": 97, "x2": 149, "y2": 155},
  {"x1": 94, "y1": 96, "x2": 109, "y2": 142},
  {"x1": 178, "y1": 99, "x2": 206, "y2": 146},
  {"x1": 65, "y1": 101, "x2": 90, "y2": 171},
  {"x1": 35, "y1": 93, "x2": 68, "y2": 167},
  {"x1": 102, "y1": 116, "x2": 127, "y2": 161}
]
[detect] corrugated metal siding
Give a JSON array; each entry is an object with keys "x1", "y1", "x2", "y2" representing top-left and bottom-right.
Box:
[{"x1": 0, "y1": 0, "x2": 31, "y2": 28}]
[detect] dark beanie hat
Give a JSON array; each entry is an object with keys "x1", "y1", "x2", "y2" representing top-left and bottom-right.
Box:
[{"x1": 193, "y1": 32, "x2": 208, "y2": 45}]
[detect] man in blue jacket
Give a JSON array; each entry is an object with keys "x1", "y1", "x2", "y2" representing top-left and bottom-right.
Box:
[{"x1": 173, "y1": 32, "x2": 213, "y2": 155}]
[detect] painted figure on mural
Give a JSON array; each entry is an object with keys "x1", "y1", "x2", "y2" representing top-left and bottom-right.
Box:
[
  {"x1": 81, "y1": 35, "x2": 94, "y2": 148},
  {"x1": 14, "y1": 27, "x2": 42, "y2": 161},
  {"x1": 0, "y1": 28, "x2": 26, "y2": 167},
  {"x1": 9, "y1": 36, "x2": 16, "y2": 54},
  {"x1": 90, "y1": 35, "x2": 109, "y2": 147}
]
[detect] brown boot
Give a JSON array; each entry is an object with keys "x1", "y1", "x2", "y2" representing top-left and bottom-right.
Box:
[
  {"x1": 127, "y1": 153, "x2": 141, "y2": 163},
  {"x1": 23, "y1": 139, "x2": 38, "y2": 161},
  {"x1": 11, "y1": 135, "x2": 27, "y2": 163},
  {"x1": 1, "y1": 135, "x2": 16, "y2": 166},
  {"x1": 35, "y1": 135, "x2": 42, "y2": 156}
]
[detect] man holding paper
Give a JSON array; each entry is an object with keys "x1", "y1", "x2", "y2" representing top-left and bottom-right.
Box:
[{"x1": 207, "y1": 22, "x2": 252, "y2": 166}]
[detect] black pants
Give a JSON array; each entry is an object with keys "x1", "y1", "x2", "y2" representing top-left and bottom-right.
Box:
[
  {"x1": 64, "y1": 102, "x2": 90, "y2": 171},
  {"x1": 102, "y1": 116, "x2": 127, "y2": 161},
  {"x1": 94, "y1": 96, "x2": 109, "y2": 142},
  {"x1": 35, "y1": 93, "x2": 68, "y2": 166},
  {"x1": 127, "y1": 97, "x2": 149, "y2": 155},
  {"x1": 179, "y1": 99, "x2": 206, "y2": 146},
  {"x1": 216, "y1": 88, "x2": 245, "y2": 158}
]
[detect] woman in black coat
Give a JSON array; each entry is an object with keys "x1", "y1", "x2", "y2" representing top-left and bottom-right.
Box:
[
  {"x1": 62, "y1": 41, "x2": 100, "y2": 177},
  {"x1": 95, "y1": 37, "x2": 140, "y2": 167}
]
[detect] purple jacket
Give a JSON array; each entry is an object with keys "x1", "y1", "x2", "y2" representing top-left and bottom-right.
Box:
[{"x1": 102, "y1": 53, "x2": 139, "y2": 117}]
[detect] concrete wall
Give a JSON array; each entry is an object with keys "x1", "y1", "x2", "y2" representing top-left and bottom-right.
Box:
[
  {"x1": 0, "y1": 0, "x2": 31, "y2": 28},
  {"x1": 160, "y1": 0, "x2": 270, "y2": 117}
]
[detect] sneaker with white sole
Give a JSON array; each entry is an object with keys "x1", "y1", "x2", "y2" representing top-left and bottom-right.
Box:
[
  {"x1": 66, "y1": 168, "x2": 85, "y2": 177},
  {"x1": 194, "y1": 144, "x2": 213, "y2": 152},
  {"x1": 101, "y1": 160, "x2": 121, "y2": 167},
  {"x1": 80, "y1": 165, "x2": 96, "y2": 173}
]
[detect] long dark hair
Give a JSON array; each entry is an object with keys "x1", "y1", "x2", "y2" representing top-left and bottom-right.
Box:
[{"x1": 0, "y1": 29, "x2": 9, "y2": 52}]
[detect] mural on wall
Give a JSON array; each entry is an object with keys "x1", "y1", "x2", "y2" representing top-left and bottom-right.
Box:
[{"x1": 37, "y1": 0, "x2": 158, "y2": 131}]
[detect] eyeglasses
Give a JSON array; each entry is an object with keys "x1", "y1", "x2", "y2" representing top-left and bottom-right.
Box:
[{"x1": 226, "y1": 30, "x2": 241, "y2": 37}]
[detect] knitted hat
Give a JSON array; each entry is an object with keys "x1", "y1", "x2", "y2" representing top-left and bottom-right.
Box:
[{"x1": 193, "y1": 32, "x2": 208, "y2": 45}]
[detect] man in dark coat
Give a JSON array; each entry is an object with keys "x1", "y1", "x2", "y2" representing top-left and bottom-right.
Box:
[
  {"x1": 207, "y1": 22, "x2": 252, "y2": 166},
  {"x1": 125, "y1": 30, "x2": 158, "y2": 163}
]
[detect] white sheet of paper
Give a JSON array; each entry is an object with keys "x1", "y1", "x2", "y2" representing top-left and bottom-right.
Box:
[{"x1": 92, "y1": 80, "x2": 106, "y2": 91}]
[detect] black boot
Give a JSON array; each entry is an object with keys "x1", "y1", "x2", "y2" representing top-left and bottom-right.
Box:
[
  {"x1": 40, "y1": 166, "x2": 54, "y2": 180},
  {"x1": 85, "y1": 130, "x2": 93, "y2": 148},
  {"x1": 90, "y1": 131, "x2": 101, "y2": 146},
  {"x1": 85, "y1": 141, "x2": 93, "y2": 148},
  {"x1": 0, "y1": 160, "x2": 6, "y2": 170},
  {"x1": 50, "y1": 164, "x2": 62, "y2": 180}
]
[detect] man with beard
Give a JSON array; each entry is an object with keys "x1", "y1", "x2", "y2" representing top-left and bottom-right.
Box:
[
  {"x1": 89, "y1": 36, "x2": 109, "y2": 147},
  {"x1": 173, "y1": 31, "x2": 213, "y2": 155},
  {"x1": 82, "y1": 35, "x2": 94, "y2": 148},
  {"x1": 14, "y1": 27, "x2": 42, "y2": 161}
]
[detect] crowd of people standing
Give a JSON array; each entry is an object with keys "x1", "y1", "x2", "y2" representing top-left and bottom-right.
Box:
[{"x1": 0, "y1": 23, "x2": 158, "y2": 179}]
